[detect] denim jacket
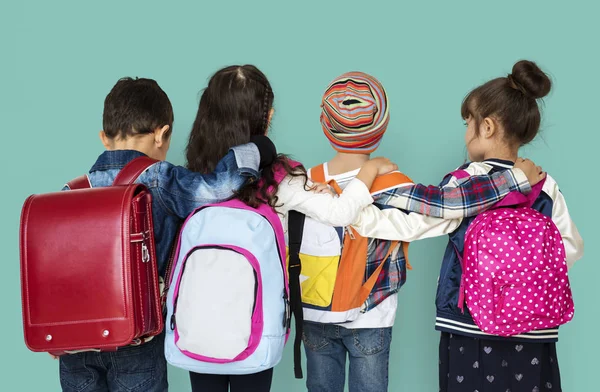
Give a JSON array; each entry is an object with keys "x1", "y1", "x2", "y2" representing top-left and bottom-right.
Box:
[{"x1": 63, "y1": 143, "x2": 261, "y2": 276}]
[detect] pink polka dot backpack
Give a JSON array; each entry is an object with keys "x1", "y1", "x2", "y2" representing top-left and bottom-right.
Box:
[{"x1": 455, "y1": 176, "x2": 574, "y2": 337}]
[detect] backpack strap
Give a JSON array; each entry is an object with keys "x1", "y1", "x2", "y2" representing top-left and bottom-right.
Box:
[
  {"x1": 495, "y1": 177, "x2": 547, "y2": 209},
  {"x1": 65, "y1": 156, "x2": 157, "y2": 190},
  {"x1": 273, "y1": 159, "x2": 302, "y2": 183},
  {"x1": 451, "y1": 242, "x2": 467, "y2": 314},
  {"x1": 450, "y1": 169, "x2": 471, "y2": 180},
  {"x1": 370, "y1": 171, "x2": 414, "y2": 193},
  {"x1": 310, "y1": 164, "x2": 326, "y2": 183},
  {"x1": 355, "y1": 240, "x2": 400, "y2": 306},
  {"x1": 369, "y1": 171, "x2": 414, "y2": 270},
  {"x1": 65, "y1": 175, "x2": 92, "y2": 190},
  {"x1": 310, "y1": 163, "x2": 343, "y2": 195},
  {"x1": 113, "y1": 156, "x2": 158, "y2": 186},
  {"x1": 288, "y1": 210, "x2": 306, "y2": 379}
]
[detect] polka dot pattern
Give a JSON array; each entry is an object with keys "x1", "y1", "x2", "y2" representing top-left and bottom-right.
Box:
[{"x1": 460, "y1": 207, "x2": 574, "y2": 336}]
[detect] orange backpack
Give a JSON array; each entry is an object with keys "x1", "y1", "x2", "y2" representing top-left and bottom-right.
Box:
[{"x1": 297, "y1": 164, "x2": 411, "y2": 323}]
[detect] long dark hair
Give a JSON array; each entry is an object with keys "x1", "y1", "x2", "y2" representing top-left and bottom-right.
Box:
[{"x1": 186, "y1": 65, "x2": 306, "y2": 208}]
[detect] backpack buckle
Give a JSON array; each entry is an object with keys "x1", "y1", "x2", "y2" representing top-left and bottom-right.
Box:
[
  {"x1": 142, "y1": 242, "x2": 150, "y2": 263},
  {"x1": 345, "y1": 226, "x2": 355, "y2": 240}
]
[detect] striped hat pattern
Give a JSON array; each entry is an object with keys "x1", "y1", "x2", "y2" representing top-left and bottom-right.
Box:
[{"x1": 320, "y1": 72, "x2": 389, "y2": 154}]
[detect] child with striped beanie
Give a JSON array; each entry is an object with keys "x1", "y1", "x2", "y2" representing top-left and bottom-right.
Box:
[
  {"x1": 320, "y1": 72, "x2": 389, "y2": 154},
  {"x1": 303, "y1": 72, "x2": 402, "y2": 392}
]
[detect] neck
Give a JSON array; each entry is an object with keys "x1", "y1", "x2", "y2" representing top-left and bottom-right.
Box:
[
  {"x1": 107, "y1": 137, "x2": 153, "y2": 156},
  {"x1": 327, "y1": 152, "x2": 370, "y2": 175},
  {"x1": 482, "y1": 144, "x2": 519, "y2": 163}
]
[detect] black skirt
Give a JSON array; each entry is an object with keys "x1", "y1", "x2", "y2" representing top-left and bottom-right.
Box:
[{"x1": 439, "y1": 332, "x2": 561, "y2": 392}]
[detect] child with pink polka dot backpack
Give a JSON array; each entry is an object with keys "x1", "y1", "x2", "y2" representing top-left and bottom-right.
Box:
[
  {"x1": 454, "y1": 172, "x2": 574, "y2": 337},
  {"x1": 436, "y1": 60, "x2": 584, "y2": 392}
]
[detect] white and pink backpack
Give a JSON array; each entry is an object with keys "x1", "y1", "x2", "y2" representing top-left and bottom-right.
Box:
[
  {"x1": 456, "y1": 176, "x2": 574, "y2": 337},
  {"x1": 163, "y1": 164, "x2": 305, "y2": 377}
]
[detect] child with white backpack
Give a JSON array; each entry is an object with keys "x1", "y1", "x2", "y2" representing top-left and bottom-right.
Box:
[{"x1": 164, "y1": 65, "x2": 547, "y2": 392}]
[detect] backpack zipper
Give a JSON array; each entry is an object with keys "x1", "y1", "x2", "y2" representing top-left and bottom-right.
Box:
[
  {"x1": 170, "y1": 245, "x2": 260, "y2": 331},
  {"x1": 161, "y1": 228, "x2": 182, "y2": 314}
]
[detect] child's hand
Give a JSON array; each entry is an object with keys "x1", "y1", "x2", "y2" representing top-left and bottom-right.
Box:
[
  {"x1": 515, "y1": 157, "x2": 546, "y2": 186},
  {"x1": 368, "y1": 157, "x2": 398, "y2": 176},
  {"x1": 356, "y1": 157, "x2": 398, "y2": 189},
  {"x1": 311, "y1": 182, "x2": 336, "y2": 196}
]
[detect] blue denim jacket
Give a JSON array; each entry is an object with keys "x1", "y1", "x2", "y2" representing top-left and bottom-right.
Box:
[{"x1": 64, "y1": 143, "x2": 260, "y2": 276}]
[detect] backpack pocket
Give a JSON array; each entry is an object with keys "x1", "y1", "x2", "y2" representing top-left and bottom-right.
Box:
[
  {"x1": 297, "y1": 221, "x2": 341, "y2": 308},
  {"x1": 299, "y1": 254, "x2": 340, "y2": 307},
  {"x1": 493, "y1": 268, "x2": 570, "y2": 331},
  {"x1": 171, "y1": 245, "x2": 263, "y2": 362}
]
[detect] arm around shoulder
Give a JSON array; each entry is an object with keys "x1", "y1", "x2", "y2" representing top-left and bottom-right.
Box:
[
  {"x1": 276, "y1": 175, "x2": 374, "y2": 227},
  {"x1": 372, "y1": 166, "x2": 532, "y2": 219},
  {"x1": 154, "y1": 143, "x2": 262, "y2": 219}
]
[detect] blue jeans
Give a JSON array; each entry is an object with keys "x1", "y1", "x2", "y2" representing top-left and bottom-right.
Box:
[
  {"x1": 303, "y1": 322, "x2": 392, "y2": 392},
  {"x1": 59, "y1": 333, "x2": 167, "y2": 392}
]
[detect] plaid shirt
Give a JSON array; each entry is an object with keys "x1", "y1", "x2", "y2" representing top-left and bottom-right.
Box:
[
  {"x1": 362, "y1": 167, "x2": 531, "y2": 312},
  {"x1": 372, "y1": 168, "x2": 531, "y2": 219},
  {"x1": 363, "y1": 238, "x2": 404, "y2": 311}
]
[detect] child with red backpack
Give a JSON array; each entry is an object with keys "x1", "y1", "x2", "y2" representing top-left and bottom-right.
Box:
[
  {"x1": 430, "y1": 61, "x2": 584, "y2": 392},
  {"x1": 54, "y1": 77, "x2": 277, "y2": 392}
]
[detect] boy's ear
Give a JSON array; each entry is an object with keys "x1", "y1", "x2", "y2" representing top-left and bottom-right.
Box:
[
  {"x1": 99, "y1": 130, "x2": 113, "y2": 149},
  {"x1": 154, "y1": 125, "x2": 170, "y2": 147}
]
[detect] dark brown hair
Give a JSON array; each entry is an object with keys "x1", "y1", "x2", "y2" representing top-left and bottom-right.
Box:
[
  {"x1": 461, "y1": 60, "x2": 552, "y2": 146},
  {"x1": 103, "y1": 77, "x2": 174, "y2": 140},
  {"x1": 185, "y1": 65, "x2": 307, "y2": 208}
]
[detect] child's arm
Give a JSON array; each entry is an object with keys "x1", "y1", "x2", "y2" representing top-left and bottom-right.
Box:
[
  {"x1": 277, "y1": 158, "x2": 395, "y2": 227},
  {"x1": 542, "y1": 176, "x2": 584, "y2": 268},
  {"x1": 154, "y1": 138, "x2": 276, "y2": 219},
  {"x1": 351, "y1": 164, "x2": 526, "y2": 241},
  {"x1": 373, "y1": 165, "x2": 535, "y2": 219},
  {"x1": 352, "y1": 205, "x2": 461, "y2": 241}
]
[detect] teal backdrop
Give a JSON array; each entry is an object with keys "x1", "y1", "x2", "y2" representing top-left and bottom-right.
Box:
[{"x1": 1, "y1": 1, "x2": 597, "y2": 390}]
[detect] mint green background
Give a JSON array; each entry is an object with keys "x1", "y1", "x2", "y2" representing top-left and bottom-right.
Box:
[{"x1": 1, "y1": 1, "x2": 597, "y2": 390}]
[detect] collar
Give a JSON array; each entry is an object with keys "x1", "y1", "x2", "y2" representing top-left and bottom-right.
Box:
[
  {"x1": 90, "y1": 150, "x2": 148, "y2": 173},
  {"x1": 482, "y1": 158, "x2": 515, "y2": 168}
]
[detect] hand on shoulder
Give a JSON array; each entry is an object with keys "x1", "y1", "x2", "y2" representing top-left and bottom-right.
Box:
[{"x1": 515, "y1": 157, "x2": 546, "y2": 186}]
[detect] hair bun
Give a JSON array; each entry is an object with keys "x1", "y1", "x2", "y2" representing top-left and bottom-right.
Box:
[{"x1": 508, "y1": 60, "x2": 552, "y2": 99}]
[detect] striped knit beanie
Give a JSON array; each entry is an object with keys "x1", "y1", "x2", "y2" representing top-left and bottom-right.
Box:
[{"x1": 320, "y1": 72, "x2": 389, "y2": 154}]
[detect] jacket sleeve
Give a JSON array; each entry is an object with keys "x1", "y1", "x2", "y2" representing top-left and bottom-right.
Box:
[
  {"x1": 372, "y1": 168, "x2": 531, "y2": 219},
  {"x1": 154, "y1": 143, "x2": 261, "y2": 219},
  {"x1": 276, "y1": 175, "x2": 374, "y2": 227},
  {"x1": 351, "y1": 204, "x2": 461, "y2": 241},
  {"x1": 543, "y1": 175, "x2": 584, "y2": 269}
]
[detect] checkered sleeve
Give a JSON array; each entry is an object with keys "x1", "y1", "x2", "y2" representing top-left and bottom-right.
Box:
[{"x1": 372, "y1": 168, "x2": 531, "y2": 219}]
